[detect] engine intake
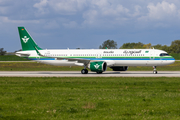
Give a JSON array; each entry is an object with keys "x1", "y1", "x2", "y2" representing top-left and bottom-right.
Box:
[
  {"x1": 88, "y1": 61, "x2": 107, "y2": 72},
  {"x1": 110, "y1": 66, "x2": 128, "y2": 71}
]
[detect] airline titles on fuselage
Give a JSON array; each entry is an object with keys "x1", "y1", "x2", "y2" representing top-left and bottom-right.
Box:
[
  {"x1": 103, "y1": 51, "x2": 114, "y2": 53},
  {"x1": 103, "y1": 50, "x2": 142, "y2": 54},
  {"x1": 123, "y1": 50, "x2": 142, "y2": 54}
]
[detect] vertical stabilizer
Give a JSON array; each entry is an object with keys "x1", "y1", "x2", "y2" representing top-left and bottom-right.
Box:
[{"x1": 18, "y1": 27, "x2": 42, "y2": 51}]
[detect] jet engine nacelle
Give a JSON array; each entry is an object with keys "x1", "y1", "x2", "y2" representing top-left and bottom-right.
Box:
[
  {"x1": 110, "y1": 66, "x2": 128, "y2": 71},
  {"x1": 88, "y1": 61, "x2": 107, "y2": 72}
]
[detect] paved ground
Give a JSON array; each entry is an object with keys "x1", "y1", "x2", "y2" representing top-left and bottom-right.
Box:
[{"x1": 0, "y1": 71, "x2": 180, "y2": 77}]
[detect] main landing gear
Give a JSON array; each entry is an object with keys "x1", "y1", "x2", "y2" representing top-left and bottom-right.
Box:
[
  {"x1": 153, "y1": 66, "x2": 157, "y2": 74},
  {"x1": 96, "y1": 71, "x2": 102, "y2": 74},
  {"x1": 81, "y1": 69, "x2": 88, "y2": 74}
]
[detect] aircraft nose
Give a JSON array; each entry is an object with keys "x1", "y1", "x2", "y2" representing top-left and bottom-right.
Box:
[{"x1": 170, "y1": 57, "x2": 175, "y2": 64}]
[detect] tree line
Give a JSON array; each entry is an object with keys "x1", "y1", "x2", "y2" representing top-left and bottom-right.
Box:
[
  {"x1": 99, "y1": 39, "x2": 180, "y2": 54},
  {"x1": 0, "y1": 48, "x2": 6, "y2": 55}
]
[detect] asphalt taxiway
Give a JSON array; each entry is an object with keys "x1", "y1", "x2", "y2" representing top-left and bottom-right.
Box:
[{"x1": 0, "y1": 71, "x2": 180, "y2": 77}]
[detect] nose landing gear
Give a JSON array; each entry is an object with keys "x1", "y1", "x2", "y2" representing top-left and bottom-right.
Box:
[{"x1": 153, "y1": 66, "x2": 157, "y2": 74}]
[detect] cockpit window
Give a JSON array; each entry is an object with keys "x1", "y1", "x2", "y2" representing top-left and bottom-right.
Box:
[{"x1": 160, "y1": 53, "x2": 169, "y2": 56}]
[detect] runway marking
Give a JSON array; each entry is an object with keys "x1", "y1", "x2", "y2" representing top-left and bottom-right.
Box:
[{"x1": 0, "y1": 71, "x2": 180, "y2": 77}]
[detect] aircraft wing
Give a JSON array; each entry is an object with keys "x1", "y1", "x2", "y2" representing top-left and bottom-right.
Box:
[
  {"x1": 56, "y1": 57, "x2": 91, "y2": 63},
  {"x1": 34, "y1": 47, "x2": 91, "y2": 64}
]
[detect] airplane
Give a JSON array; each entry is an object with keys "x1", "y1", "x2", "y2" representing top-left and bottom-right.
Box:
[{"x1": 16, "y1": 27, "x2": 175, "y2": 74}]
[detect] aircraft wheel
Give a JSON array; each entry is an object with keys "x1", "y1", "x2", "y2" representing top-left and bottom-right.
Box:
[
  {"x1": 96, "y1": 71, "x2": 102, "y2": 74},
  {"x1": 81, "y1": 69, "x2": 86, "y2": 74},
  {"x1": 85, "y1": 69, "x2": 88, "y2": 74},
  {"x1": 153, "y1": 66, "x2": 157, "y2": 74},
  {"x1": 153, "y1": 70, "x2": 157, "y2": 74},
  {"x1": 81, "y1": 69, "x2": 88, "y2": 74}
]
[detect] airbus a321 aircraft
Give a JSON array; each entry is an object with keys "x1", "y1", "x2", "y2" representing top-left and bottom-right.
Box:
[{"x1": 16, "y1": 27, "x2": 175, "y2": 74}]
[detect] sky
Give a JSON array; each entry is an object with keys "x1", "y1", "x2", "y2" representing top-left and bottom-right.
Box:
[{"x1": 1, "y1": 0, "x2": 180, "y2": 52}]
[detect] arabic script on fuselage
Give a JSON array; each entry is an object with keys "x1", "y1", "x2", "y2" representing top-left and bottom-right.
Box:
[{"x1": 123, "y1": 50, "x2": 141, "y2": 54}]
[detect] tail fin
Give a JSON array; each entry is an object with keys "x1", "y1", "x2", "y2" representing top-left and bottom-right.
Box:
[{"x1": 18, "y1": 27, "x2": 42, "y2": 51}]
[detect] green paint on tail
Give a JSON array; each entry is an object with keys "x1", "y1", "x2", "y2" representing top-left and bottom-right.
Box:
[
  {"x1": 18, "y1": 27, "x2": 42, "y2": 51},
  {"x1": 34, "y1": 46, "x2": 42, "y2": 56}
]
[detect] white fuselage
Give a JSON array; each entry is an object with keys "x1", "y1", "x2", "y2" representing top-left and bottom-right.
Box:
[{"x1": 16, "y1": 49, "x2": 175, "y2": 67}]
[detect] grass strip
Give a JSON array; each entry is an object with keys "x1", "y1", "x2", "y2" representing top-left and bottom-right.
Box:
[
  {"x1": 0, "y1": 55, "x2": 29, "y2": 61},
  {"x1": 0, "y1": 77, "x2": 180, "y2": 119}
]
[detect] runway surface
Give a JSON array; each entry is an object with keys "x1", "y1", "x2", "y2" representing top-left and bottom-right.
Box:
[{"x1": 0, "y1": 71, "x2": 180, "y2": 77}]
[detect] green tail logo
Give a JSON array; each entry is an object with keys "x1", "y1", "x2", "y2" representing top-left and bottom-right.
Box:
[
  {"x1": 22, "y1": 36, "x2": 29, "y2": 43},
  {"x1": 18, "y1": 27, "x2": 42, "y2": 51}
]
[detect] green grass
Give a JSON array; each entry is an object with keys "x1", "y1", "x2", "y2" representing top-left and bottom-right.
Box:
[
  {"x1": 170, "y1": 53, "x2": 180, "y2": 60},
  {"x1": 0, "y1": 55, "x2": 29, "y2": 61},
  {"x1": 0, "y1": 77, "x2": 180, "y2": 119},
  {"x1": 0, "y1": 61, "x2": 180, "y2": 71}
]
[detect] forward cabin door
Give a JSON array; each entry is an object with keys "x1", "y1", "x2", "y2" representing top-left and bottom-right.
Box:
[
  {"x1": 150, "y1": 49, "x2": 155, "y2": 60},
  {"x1": 146, "y1": 49, "x2": 154, "y2": 66}
]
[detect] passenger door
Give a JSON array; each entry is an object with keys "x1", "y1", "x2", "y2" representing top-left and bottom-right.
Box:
[{"x1": 150, "y1": 50, "x2": 155, "y2": 60}]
